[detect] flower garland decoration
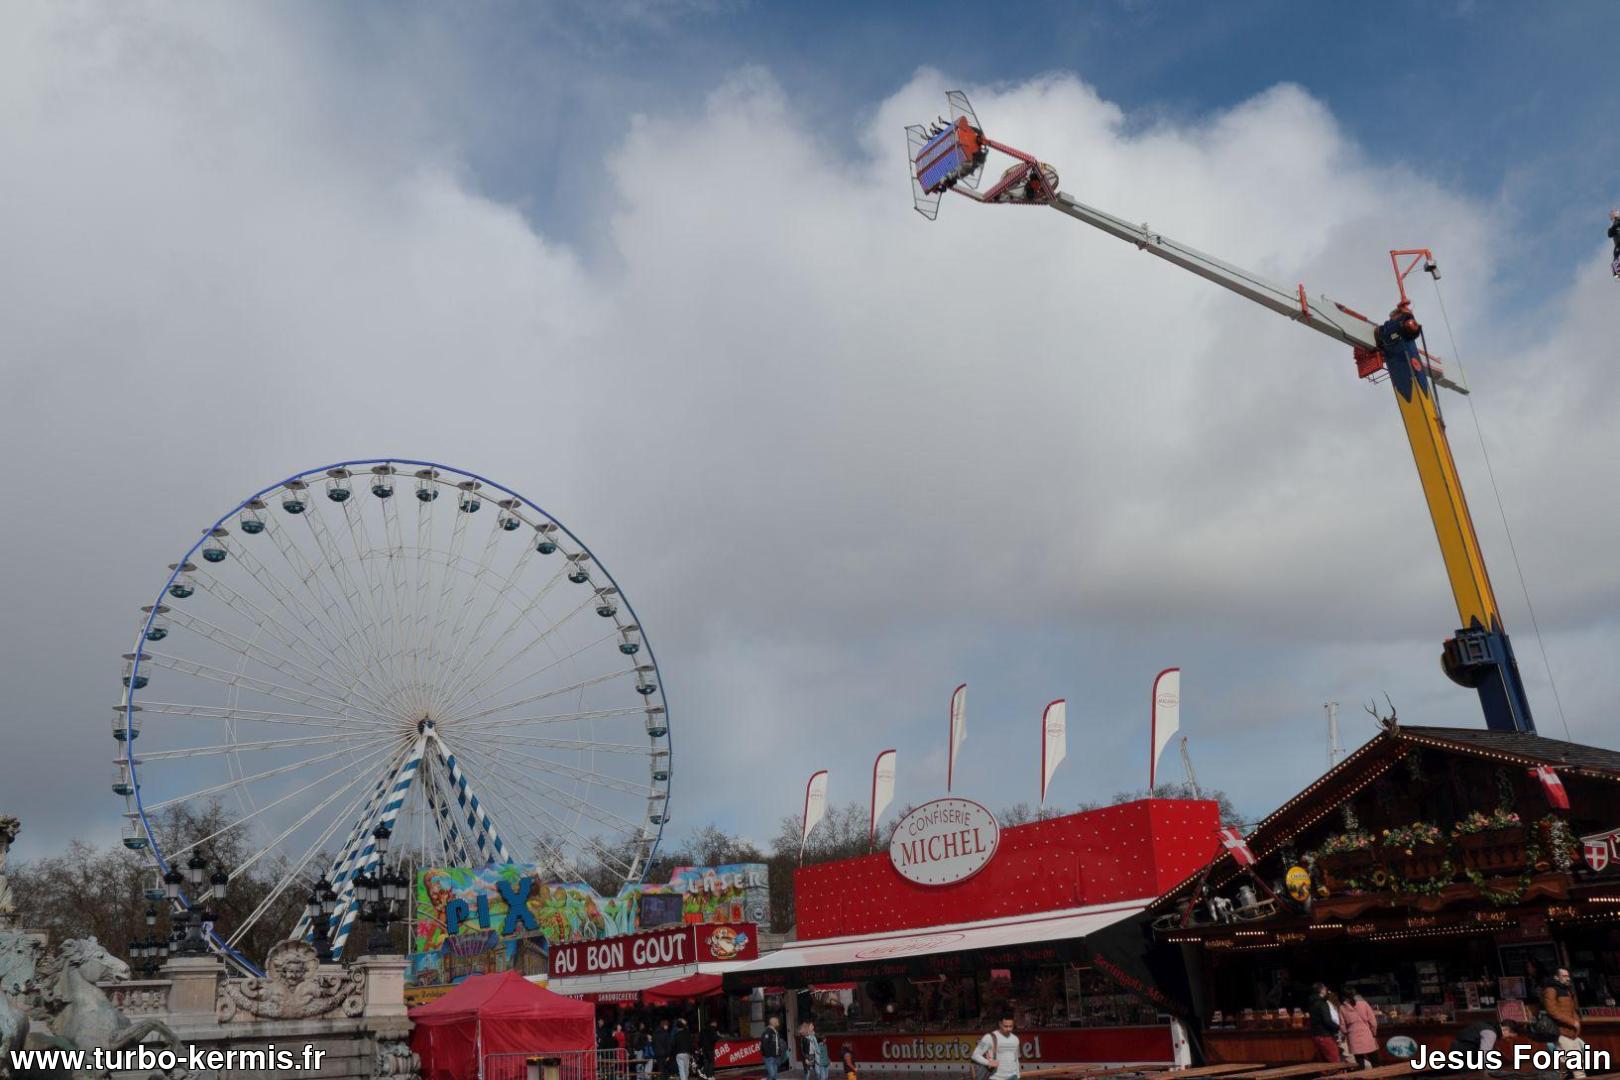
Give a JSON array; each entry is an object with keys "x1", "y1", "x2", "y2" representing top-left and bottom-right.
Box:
[
  {"x1": 1381, "y1": 821, "x2": 1444, "y2": 850},
  {"x1": 1452, "y1": 808, "x2": 1522, "y2": 836}
]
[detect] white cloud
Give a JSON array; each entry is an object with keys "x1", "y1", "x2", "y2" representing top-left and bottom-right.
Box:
[{"x1": 2, "y1": 3, "x2": 1616, "y2": 867}]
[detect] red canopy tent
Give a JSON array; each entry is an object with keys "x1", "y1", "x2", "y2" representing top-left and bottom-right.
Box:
[
  {"x1": 410, "y1": 971, "x2": 596, "y2": 1080},
  {"x1": 640, "y1": 973, "x2": 724, "y2": 1005}
]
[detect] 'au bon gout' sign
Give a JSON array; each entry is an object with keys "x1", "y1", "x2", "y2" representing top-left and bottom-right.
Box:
[
  {"x1": 549, "y1": 923, "x2": 758, "y2": 978},
  {"x1": 889, "y1": 798, "x2": 1000, "y2": 886}
]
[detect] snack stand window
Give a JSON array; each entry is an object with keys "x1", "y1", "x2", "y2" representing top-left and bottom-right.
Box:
[{"x1": 810, "y1": 964, "x2": 1162, "y2": 1034}]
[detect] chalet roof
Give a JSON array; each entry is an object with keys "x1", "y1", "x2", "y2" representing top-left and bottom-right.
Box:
[{"x1": 1148, "y1": 725, "x2": 1620, "y2": 911}]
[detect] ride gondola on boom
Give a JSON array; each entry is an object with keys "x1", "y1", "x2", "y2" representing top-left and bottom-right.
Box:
[{"x1": 907, "y1": 92, "x2": 1536, "y2": 734}]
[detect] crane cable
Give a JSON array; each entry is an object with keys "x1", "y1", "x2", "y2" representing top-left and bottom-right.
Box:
[{"x1": 1428, "y1": 279, "x2": 1573, "y2": 741}]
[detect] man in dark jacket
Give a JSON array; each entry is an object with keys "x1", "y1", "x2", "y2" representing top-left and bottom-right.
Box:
[
  {"x1": 1609, "y1": 211, "x2": 1620, "y2": 276},
  {"x1": 1306, "y1": 983, "x2": 1342, "y2": 1063},
  {"x1": 761, "y1": 1017, "x2": 788, "y2": 1080},
  {"x1": 673, "y1": 1018, "x2": 694, "y2": 1080},
  {"x1": 653, "y1": 1019, "x2": 675, "y2": 1080},
  {"x1": 697, "y1": 1020, "x2": 720, "y2": 1079}
]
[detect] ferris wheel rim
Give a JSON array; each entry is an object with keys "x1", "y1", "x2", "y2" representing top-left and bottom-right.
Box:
[{"x1": 118, "y1": 457, "x2": 674, "y2": 972}]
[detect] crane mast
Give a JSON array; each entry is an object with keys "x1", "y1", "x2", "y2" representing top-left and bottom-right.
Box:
[
  {"x1": 908, "y1": 95, "x2": 1535, "y2": 734},
  {"x1": 1179, "y1": 735, "x2": 1202, "y2": 800}
]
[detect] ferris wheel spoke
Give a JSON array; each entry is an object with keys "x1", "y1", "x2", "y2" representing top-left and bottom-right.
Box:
[
  {"x1": 378, "y1": 493, "x2": 419, "y2": 714},
  {"x1": 441, "y1": 590, "x2": 601, "y2": 717},
  {"x1": 300, "y1": 498, "x2": 397, "y2": 688},
  {"x1": 430, "y1": 536, "x2": 540, "y2": 719},
  {"x1": 228, "y1": 751, "x2": 393, "y2": 882},
  {"x1": 162, "y1": 608, "x2": 373, "y2": 707},
  {"x1": 440, "y1": 616, "x2": 619, "y2": 727},
  {"x1": 447, "y1": 668, "x2": 633, "y2": 726},
  {"x1": 414, "y1": 504, "x2": 474, "y2": 718},
  {"x1": 454, "y1": 734, "x2": 658, "y2": 798},
  {"x1": 421, "y1": 517, "x2": 509, "y2": 719},
  {"x1": 452, "y1": 709, "x2": 650, "y2": 737},
  {"x1": 208, "y1": 541, "x2": 396, "y2": 711},
  {"x1": 452, "y1": 774, "x2": 589, "y2": 881},
  {"x1": 449, "y1": 740, "x2": 645, "y2": 836},
  {"x1": 338, "y1": 493, "x2": 414, "y2": 713},
  {"x1": 141, "y1": 736, "x2": 401, "y2": 814},
  {"x1": 138, "y1": 729, "x2": 394, "y2": 761},
  {"x1": 161, "y1": 742, "x2": 401, "y2": 861},
  {"x1": 202, "y1": 544, "x2": 392, "y2": 712},
  {"x1": 142, "y1": 651, "x2": 400, "y2": 726},
  {"x1": 454, "y1": 752, "x2": 635, "y2": 878},
  {"x1": 433, "y1": 558, "x2": 574, "y2": 713},
  {"x1": 189, "y1": 567, "x2": 383, "y2": 706},
  {"x1": 266, "y1": 505, "x2": 386, "y2": 672},
  {"x1": 227, "y1": 758, "x2": 397, "y2": 949},
  {"x1": 426, "y1": 755, "x2": 476, "y2": 866},
  {"x1": 136, "y1": 701, "x2": 392, "y2": 731},
  {"x1": 292, "y1": 740, "x2": 416, "y2": 942}
]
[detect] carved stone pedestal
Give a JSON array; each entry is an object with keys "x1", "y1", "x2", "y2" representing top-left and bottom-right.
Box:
[
  {"x1": 353, "y1": 955, "x2": 409, "y2": 1019},
  {"x1": 162, "y1": 954, "x2": 225, "y2": 1024}
]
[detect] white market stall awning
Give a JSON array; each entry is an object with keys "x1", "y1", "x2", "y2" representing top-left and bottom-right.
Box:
[
  {"x1": 540, "y1": 960, "x2": 750, "y2": 999},
  {"x1": 725, "y1": 898, "x2": 1152, "y2": 978}
]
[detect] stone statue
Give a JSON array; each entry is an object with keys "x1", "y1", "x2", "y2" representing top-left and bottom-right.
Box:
[
  {"x1": 215, "y1": 940, "x2": 363, "y2": 1023},
  {"x1": 29, "y1": 937, "x2": 186, "y2": 1078},
  {"x1": 374, "y1": 1036, "x2": 422, "y2": 1079},
  {"x1": 0, "y1": 816, "x2": 19, "y2": 929}
]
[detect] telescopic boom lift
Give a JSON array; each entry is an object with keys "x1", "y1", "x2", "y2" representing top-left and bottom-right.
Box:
[{"x1": 908, "y1": 92, "x2": 1534, "y2": 734}]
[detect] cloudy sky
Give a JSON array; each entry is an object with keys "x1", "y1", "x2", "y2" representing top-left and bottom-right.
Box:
[{"x1": 3, "y1": 1, "x2": 1619, "y2": 865}]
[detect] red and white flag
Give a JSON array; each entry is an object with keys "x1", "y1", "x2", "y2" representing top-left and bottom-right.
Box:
[
  {"x1": 1217, "y1": 825, "x2": 1256, "y2": 867},
  {"x1": 1530, "y1": 765, "x2": 1569, "y2": 810},
  {"x1": 1040, "y1": 699, "x2": 1067, "y2": 808},
  {"x1": 947, "y1": 683, "x2": 967, "y2": 791}
]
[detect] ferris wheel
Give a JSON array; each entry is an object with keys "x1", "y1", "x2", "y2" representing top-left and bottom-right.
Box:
[{"x1": 114, "y1": 459, "x2": 672, "y2": 968}]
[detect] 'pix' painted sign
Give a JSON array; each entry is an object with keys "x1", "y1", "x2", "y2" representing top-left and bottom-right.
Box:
[{"x1": 444, "y1": 875, "x2": 539, "y2": 936}]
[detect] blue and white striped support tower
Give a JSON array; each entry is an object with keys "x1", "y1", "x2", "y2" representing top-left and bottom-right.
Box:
[
  {"x1": 435, "y1": 735, "x2": 512, "y2": 867},
  {"x1": 326, "y1": 733, "x2": 428, "y2": 959}
]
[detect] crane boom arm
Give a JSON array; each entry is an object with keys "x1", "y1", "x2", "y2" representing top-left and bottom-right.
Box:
[{"x1": 1050, "y1": 192, "x2": 1466, "y2": 392}]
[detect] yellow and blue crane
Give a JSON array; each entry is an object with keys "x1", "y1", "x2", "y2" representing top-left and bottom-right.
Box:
[{"x1": 909, "y1": 92, "x2": 1535, "y2": 734}]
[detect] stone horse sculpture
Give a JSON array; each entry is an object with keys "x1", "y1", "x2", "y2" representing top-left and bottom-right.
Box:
[{"x1": 29, "y1": 937, "x2": 186, "y2": 1078}]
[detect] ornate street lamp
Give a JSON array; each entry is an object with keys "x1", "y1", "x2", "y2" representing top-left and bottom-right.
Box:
[{"x1": 307, "y1": 876, "x2": 338, "y2": 963}]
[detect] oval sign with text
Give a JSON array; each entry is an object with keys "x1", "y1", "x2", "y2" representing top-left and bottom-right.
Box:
[{"x1": 889, "y1": 798, "x2": 1000, "y2": 886}]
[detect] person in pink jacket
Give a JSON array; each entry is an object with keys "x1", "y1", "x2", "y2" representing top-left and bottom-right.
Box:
[{"x1": 1339, "y1": 988, "x2": 1380, "y2": 1067}]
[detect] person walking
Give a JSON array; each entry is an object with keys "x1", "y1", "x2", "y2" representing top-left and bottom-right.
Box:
[
  {"x1": 639, "y1": 1030, "x2": 657, "y2": 1080},
  {"x1": 840, "y1": 1042, "x2": 857, "y2": 1080},
  {"x1": 1542, "y1": 967, "x2": 1588, "y2": 1078},
  {"x1": 971, "y1": 1013, "x2": 1021, "y2": 1080},
  {"x1": 1306, "y1": 983, "x2": 1342, "y2": 1063},
  {"x1": 800, "y1": 1022, "x2": 830, "y2": 1080},
  {"x1": 673, "y1": 1018, "x2": 694, "y2": 1080},
  {"x1": 696, "y1": 1019, "x2": 720, "y2": 1080},
  {"x1": 761, "y1": 1017, "x2": 788, "y2": 1080},
  {"x1": 1339, "y1": 988, "x2": 1379, "y2": 1068},
  {"x1": 654, "y1": 1018, "x2": 675, "y2": 1080}
]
